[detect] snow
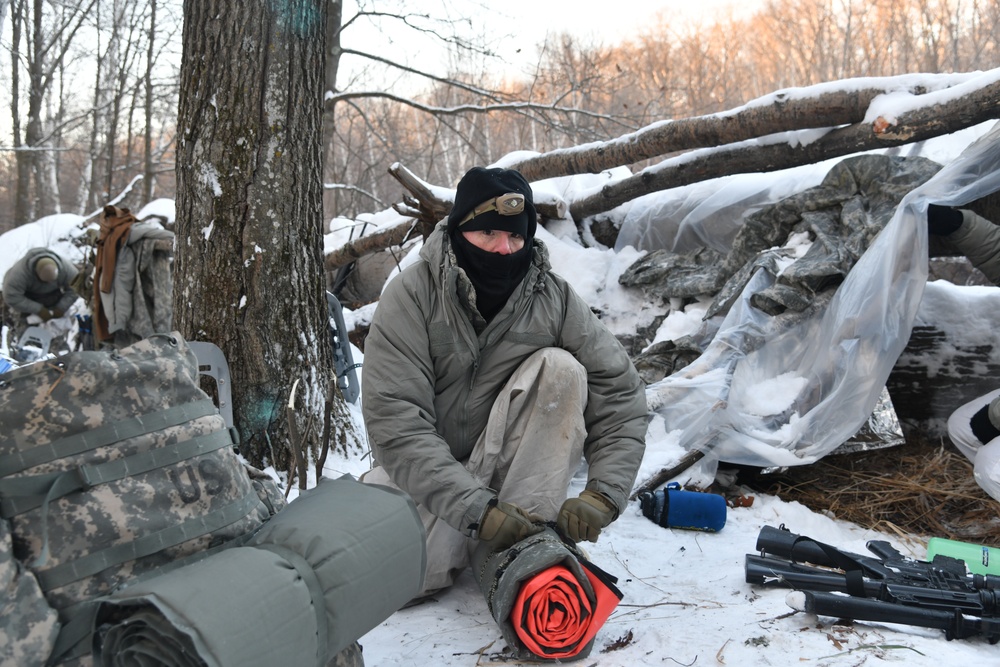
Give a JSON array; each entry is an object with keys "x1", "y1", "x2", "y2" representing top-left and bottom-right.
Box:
[
  {"x1": 3, "y1": 72, "x2": 1000, "y2": 666},
  {"x1": 323, "y1": 123, "x2": 1000, "y2": 661},
  {"x1": 261, "y1": 337, "x2": 946, "y2": 666},
  {"x1": 319, "y1": 387, "x2": 998, "y2": 665}
]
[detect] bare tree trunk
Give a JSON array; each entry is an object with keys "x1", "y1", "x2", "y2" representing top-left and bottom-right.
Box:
[
  {"x1": 82, "y1": 1, "x2": 105, "y2": 212},
  {"x1": 175, "y1": 0, "x2": 356, "y2": 473},
  {"x1": 10, "y1": 0, "x2": 32, "y2": 226},
  {"x1": 142, "y1": 0, "x2": 156, "y2": 205},
  {"x1": 22, "y1": 0, "x2": 43, "y2": 220},
  {"x1": 324, "y1": 0, "x2": 341, "y2": 101},
  {"x1": 9, "y1": 0, "x2": 97, "y2": 223},
  {"x1": 35, "y1": 150, "x2": 59, "y2": 215},
  {"x1": 102, "y1": 5, "x2": 121, "y2": 207}
]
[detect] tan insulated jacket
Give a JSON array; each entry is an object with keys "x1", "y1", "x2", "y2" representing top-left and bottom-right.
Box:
[
  {"x1": 949, "y1": 209, "x2": 1000, "y2": 286},
  {"x1": 362, "y1": 223, "x2": 647, "y2": 536},
  {"x1": 949, "y1": 210, "x2": 1000, "y2": 428},
  {"x1": 2, "y1": 248, "x2": 79, "y2": 316}
]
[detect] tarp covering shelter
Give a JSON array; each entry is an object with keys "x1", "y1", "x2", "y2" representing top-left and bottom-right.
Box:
[{"x1": 641, "y1": 123, "x2": 1000, "y2": 484}]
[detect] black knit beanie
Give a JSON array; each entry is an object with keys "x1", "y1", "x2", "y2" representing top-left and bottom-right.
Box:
[{"x1": 447, "y1": 167, "x2": 537, "y2": 241}]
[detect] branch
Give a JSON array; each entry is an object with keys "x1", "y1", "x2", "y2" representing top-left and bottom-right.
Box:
[
  {"x1": 325, "y1": 90, "x2": 631, "y2": 125},
  {"x1": 338, "y1": 10, "x2": 483, "y2": 58},
  {"x1": 80, "y1": 174, "x2": 144, "y2": 224},
  {"x1": 507, "y1": 72, "x2": 982, "y2": 182},
  {"x1": 570, "y1": 73, "x2": 1000, "y2": 220},
  {"x1": 323, "y1": 182, "x2": 387, "y2": 208},
  {"x1": 324, "y1": 218, "x2": 422, "y2": 272},
  {"x1": 338, "y1": 48, "x2": 502, "y2": 100}
]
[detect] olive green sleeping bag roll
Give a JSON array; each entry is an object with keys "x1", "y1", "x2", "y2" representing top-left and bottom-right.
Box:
[
  {"x1": 93, "y1": 475, "x2": 426, "y2": 667},
  {"x1": 472, "y1": 526, "x2": 623, "y2": 662}
]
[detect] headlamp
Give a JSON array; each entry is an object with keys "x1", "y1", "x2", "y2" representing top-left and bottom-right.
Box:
[{"x1": 458, "y1": 192, "x2": 525, "y2": 226}]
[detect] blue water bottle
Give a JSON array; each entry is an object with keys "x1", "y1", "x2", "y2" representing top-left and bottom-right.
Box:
[{"x1": 637, "y1": 482, "x2": 727, "y2": 532}]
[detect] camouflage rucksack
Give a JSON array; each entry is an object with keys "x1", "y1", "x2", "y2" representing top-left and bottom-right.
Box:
[
  {"x1": 0, "y1": 333, "x2": 281, "y2": 665},
  {"x1": 1, "y1": 517, "x2": 58, "y2": 667}
]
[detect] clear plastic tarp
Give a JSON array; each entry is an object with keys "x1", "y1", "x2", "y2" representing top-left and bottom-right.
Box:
[{"x1": 644, "y1": 122, "x2": 1000, "y2": 484}]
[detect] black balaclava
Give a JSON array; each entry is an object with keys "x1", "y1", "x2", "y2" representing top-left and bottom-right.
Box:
[{"x1": 446, "y1": 167, "x2": 537, "y2": 322}]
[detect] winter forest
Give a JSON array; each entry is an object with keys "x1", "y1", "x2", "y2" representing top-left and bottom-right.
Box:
[
  {"x1": 3, "y1": 0, "x2": 999, "y2": 231},
  {"x1": 5, "y1": 0, "x2": 1000, "y2": 665},
  {"x1": 4, "y1": 0, "x2": 1000, "y2": 473}
]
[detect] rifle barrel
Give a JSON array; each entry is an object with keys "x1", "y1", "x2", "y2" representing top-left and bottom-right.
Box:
[
  {"x1": 745, "y1": 554, "x2": 875, "y2": 595},
  {"x1": 798, "y1": 590, "x2": 996, "y2": 641}
]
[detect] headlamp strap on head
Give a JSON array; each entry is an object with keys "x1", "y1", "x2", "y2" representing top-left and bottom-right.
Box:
[{"x1": 458, "y1": 192, "x2": 525, "y2": 227}]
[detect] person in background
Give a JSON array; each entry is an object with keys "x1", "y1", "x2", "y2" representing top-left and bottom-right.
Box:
[
  {"x1": 927, "y1": 204, "x2": 1000, "y2": 501},
  {"x1": 2, "y1": 247, "x2": 81, "y2": 355},
  {"x1": 361, "y1": 166, "x2": 647, "y2": 597}
]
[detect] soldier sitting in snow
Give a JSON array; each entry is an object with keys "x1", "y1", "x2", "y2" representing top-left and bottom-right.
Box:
[
  {"x1": 927, "y1": 204, "x2": 1000, "y2": 501},
  {"x1": 360, "y1": 166, "x2": 647, "y2": 598}
]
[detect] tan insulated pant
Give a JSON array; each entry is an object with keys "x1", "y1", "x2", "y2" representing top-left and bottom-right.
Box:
[
  {"x1": 362, "y1": 347, "x2": 587, "y2": 594},
  {"x1": 947, "y1": 387, "x2": 1000, "y2": 502}
]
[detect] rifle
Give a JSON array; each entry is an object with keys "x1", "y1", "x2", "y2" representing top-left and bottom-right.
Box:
[{"x1": 745, "y1": 524, "x2": 1000, "y2": 642}]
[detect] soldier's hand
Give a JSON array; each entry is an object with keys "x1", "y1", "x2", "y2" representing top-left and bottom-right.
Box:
[
  {"x1": 971, "y1": 404, "x2": 1000, "y2": 445},
  {"x1": 478, "y1": 500, "x2": 543, "y2": 552},
  {"x1": 36, "y1": 307, "x2": 53, "y2": 322},
  {"x1": 927, "y1": 204, "x2": 964, "y2": 236},
  {"x1": 557, "y1": 490, "x2": 617, "y2": 543}
]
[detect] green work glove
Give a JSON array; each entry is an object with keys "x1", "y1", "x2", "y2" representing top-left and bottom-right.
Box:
[
  {"x1": 36, "y1": 307, "x2": 53, "y2": 322},
  {"x1": 927, "y1": 204, "x2": 964, "y2": 236},
  {"x1": 557, "y1": 490, "x2": 617, "y2": 543},
  {"x1": 478, "y1": 500, "x2": 543, "y2": 552}
]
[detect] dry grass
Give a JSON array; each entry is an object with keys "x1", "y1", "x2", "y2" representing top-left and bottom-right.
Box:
[{"x1": 740, "y1": 433, "x2": 1000, "y2": 548}]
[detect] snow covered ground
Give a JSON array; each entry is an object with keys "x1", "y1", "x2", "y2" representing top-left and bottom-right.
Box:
[
  {"x1": 313, "y1": 337, "x2": 997, "y2": 666},
  {"x1": 319, "y1": 116, "x2": 1000, "y2": 664}
]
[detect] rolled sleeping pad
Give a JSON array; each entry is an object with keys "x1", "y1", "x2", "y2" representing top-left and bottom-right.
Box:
[
  {"x1": 92, "y1": 475, "x2": 426, "y2": 667},
  {"x1": 472, "y1": 526, "x2": 622, "y2": 661}
]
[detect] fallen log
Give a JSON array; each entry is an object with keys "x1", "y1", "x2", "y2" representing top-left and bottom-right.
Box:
[
  {"x1": 507, "y1": 74, "x2": 971, "y2": 182},
  {"x1": 324, "y1": 218, "x2": 423, "y2": 273},
  {"x1": 570, "y1": 74, "x2": 1000, "y2": 221}
]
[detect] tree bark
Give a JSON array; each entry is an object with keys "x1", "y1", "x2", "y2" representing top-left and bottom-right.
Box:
[
  {"x1": 175, "y1": 0, "x2": 355, "y2": 473},
  {"x1": 142, "y1": 0, "x2": 156, "y2": 206},
  {"x1": 570, "y1": 76, "x2": 1000, "y2": 221}
]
